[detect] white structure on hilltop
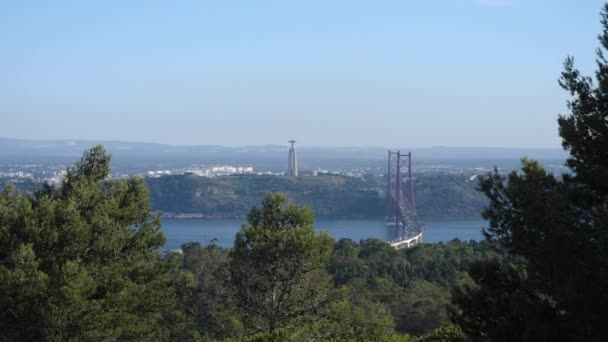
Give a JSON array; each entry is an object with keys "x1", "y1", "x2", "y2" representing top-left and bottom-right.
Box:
[
  {"x1": 288, "y1": 140, "x2": 298, "y2": 176},
  {"x1": 182, "y1": 166, "x2": 253, "y2": 177}
]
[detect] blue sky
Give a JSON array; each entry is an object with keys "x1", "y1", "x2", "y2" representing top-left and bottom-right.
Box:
[{"x1": 0, "y1": 0, "x2": 603, "y2": 147}]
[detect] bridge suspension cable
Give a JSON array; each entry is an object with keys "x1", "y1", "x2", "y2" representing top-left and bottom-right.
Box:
[{"x1": 386, "y1": 150, "x2": 424, "y2": 249}]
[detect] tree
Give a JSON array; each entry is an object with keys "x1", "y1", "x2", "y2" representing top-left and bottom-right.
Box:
[
  {"x1": 229, "y1": 193, "x2": 335, "y2": 334},
  {"x1": 180, "y1": 242, "x2": 243, "y2": 339},
  {"x1": 0, "y1": 145, "x2": 195, "y2": 341},
  {"x1": 452, "y1": 4, "x2": 608, "y2": 341},
  {"x1": 414, "y1": 324, "x2": 468, "y2": 342},
  {"x1": 310, "y1": 297, "x2": 395, "y2": 341},
  {"x1": 396, "y1": 280, "x2": 450, "y2": 336}
]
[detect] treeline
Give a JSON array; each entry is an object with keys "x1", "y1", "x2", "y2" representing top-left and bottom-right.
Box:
[
  {"x1": 178, "y1": 234, "x2": 492, "y2": 340},
  {"x1": 145, "y1": 173, "x2": 486, "y2": 219}
]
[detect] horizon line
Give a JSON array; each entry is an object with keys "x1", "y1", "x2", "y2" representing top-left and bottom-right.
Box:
[{"x1": 0, "y1": 136, "x2": 565, "y2": 151}]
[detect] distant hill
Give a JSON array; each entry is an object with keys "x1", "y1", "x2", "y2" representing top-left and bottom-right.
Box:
[
  {"x1": 145, "y1": 174, "x2": 383, "y2": 219},
  {"x1": 0, "y1": 137, "x2": 567, "y2": 170},
  {"x1": 0, "y1": 169, "x2": 488, "y2": 219},
  {"x1": 145, "y1": 173, "x2": 487, "y2": 219}
]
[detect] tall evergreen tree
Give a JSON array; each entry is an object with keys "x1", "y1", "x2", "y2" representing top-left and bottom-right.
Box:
[
  {"x1": 229, "y1": 193, "x2": 334, "y2": 334},
  {"x1": 180, "y1": 242, "x2": 243, "y2": 339},
  {"x1": 452, "y1": 4, "x2": 608, "y2": 341},
  {"x1": 0, "y1": 145, "x2": 195, "y2": 341}
]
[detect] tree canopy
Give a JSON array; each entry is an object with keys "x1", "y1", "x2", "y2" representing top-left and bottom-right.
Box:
[
  {"x1": 0, "y1": 145, "x2": 193, "y2": 341},
  {"x1": 452, "y1": 4, "x2": 608, "y2": 341},
  {"x1": 229, "y1": 193, "x2": 335, "y2": 333}
]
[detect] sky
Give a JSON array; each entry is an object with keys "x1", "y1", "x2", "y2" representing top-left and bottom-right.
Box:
[{"x1": 0, "y1": 0, "x2": 604, "y2": 147}]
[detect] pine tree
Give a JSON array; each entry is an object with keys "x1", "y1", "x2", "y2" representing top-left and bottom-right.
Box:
[
  {"x1": 229, "y1": 193, "x2": 334, "y2": 334},
  {"x1": 452, "y1": 4, "x2": 608, "y2": 341},
  {"x1": 0, "y1": 145, "x2": 195, "y2": 341}
]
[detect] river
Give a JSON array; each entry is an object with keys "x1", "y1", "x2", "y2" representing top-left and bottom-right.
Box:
[{"x1": 161, "y1": 217, "x2": 486, "y2": 250}]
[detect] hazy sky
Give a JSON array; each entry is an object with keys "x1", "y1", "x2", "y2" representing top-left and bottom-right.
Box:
[{"x1": 0, "y1": 0, "x2": 603, "y2": 147}]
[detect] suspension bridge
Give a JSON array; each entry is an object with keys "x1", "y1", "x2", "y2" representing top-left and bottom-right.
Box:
[{"x1": 385, "y1": 150, "x2": 424, "y2": 249}]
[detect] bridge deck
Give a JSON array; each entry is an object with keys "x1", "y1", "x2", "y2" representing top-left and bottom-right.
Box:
[{"x1": 388, "y1": 231, "x2": 423, "y2": 250}]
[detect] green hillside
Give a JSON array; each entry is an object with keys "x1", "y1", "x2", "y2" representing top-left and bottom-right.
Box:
[
  {"x1": 414, "y1": 175, "x2": 487, "y2": 218},
  {"x1": 146, "y1": 174, "x2": 383, "y2": 218},
  {"x1": 145, "y1": 173, "x2": 487, "y2": 219}
]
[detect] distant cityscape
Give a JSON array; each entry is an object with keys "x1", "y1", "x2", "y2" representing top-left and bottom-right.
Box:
[
  {"x1": 0, "y1": 159, "x2": 567, "y2": 191},
  {"x1": 0, "y1": 139, "x2": 569, "y2": 191}
]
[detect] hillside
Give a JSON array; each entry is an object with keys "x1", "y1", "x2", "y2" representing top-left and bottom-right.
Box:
[
  {"x1": 145, "y1": 173, "x2": 487, "y2": 219},
  {"x1": 414, "y1": 175, "x2": 488, "y2": 218},
  {"x1": 146, "y1": 174, "x2": 383, "y2": 218}
]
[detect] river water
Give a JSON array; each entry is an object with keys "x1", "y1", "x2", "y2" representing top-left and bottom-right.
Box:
[{"x1": 161, "y1": 217, "x2": 486, "y2": 249}]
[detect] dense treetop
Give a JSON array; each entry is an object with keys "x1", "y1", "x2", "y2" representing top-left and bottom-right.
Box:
[
  {"x1": 451, "y1": 4, "x2": 608, "y2": 341},
  {"x1": 0, "y1": 145, "x2": 194, "y2": 341}
]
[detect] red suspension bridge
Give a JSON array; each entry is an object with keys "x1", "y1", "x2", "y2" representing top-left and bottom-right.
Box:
[{"x1": 386, "y1": 150, "x2": 424, "y2": 249}]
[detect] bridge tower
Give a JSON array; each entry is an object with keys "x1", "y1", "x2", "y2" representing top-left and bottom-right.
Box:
[{"x1": 386, "y1": 150, "x2": 423, "y2": 244}]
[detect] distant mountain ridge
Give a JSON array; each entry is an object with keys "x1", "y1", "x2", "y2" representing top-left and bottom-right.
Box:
[{"x1": 0, "y1": 137, "x2": 567, "y2": 160}]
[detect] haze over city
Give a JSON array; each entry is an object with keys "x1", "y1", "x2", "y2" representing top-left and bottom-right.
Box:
[{"x1": 1, "y1": 0, "x2": 603, "y2": 147}]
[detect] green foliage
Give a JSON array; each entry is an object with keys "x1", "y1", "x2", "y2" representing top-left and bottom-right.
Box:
[
  {"x1": 414, "y1": 324, "x2": 468, "y2": 342},
  {"x1": 229, "y1": 193, "x2": 335, "y2": 333},
  {"x1": 0, "y1": 177, "x2": 37, "y2": 194},
  {"x1": 0, "y1": 146, "x2": 195, "y2": 341},
  {"x1": 452, "y1": 4, "x2": 608, "y2": 341},
  {"x1": 396, "y1": 280, "x2": 450, "y2": 336},
  {"x1": 382, "y1": 334, "x2": 416, "y2": 342},
  {"x1": 405, "y1": 240, "x2": 486, "y2": 289},
  {"x1": 176, "y1": 197, "x2": 489, "y2": 341},
  {"x1": 146, "y1": 174, "x2": 383, "y2": 218},
  {"x1": 145, "y1": 173, "x2": 487, "y2": 220},
  {"x1": 236, "y1": 328, "x2": 289, "y2": 342},
  {"x1": 451, "y1": 256, "x2": 560, "y2": 341},
  {"x1": 328, "y1": 238, "x2": 491, "y2": 337},
  {"x1": 308, "y1": 298, "x2": 395, "y2": 341},
  {"x1": 180, "y1": 242, "x2": 244, "y2": 340},
  {"x1": 413, "y1": 175, "x2": 487, "y2": 218}
]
